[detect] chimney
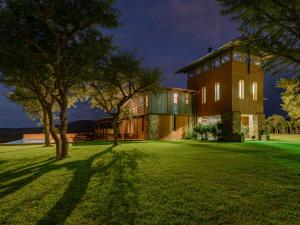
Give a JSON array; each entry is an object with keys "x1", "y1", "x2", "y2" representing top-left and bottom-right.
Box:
[{"x1": 208, "y1": 47, "x2": 213, "y2": 53}]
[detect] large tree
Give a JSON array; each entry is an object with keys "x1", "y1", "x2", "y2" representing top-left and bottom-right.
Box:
[
  {"x1": 217, "y1": 0, "x2": 300, "y2": 74},
  {"x1": 87, "y1": 52, "x2": 161, "y2": 146},
  {"x1": 277, "y1": 77, "x2": 300, "y2": 121},
  {"x1": 7, "y1": 87, "x2": 52, "y2": 147},
  {"x1": 0, "y1": 0, "x2": 119, "y2": 158}
]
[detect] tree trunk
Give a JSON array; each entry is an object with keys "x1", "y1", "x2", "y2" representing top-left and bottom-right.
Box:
[
  {"x1": 59, "y1": 101, "x2": 69, "y2": 159},
  {"x1": 42, "y1": 108, "x2": 51, "y2": 147},
  {"x1": 47, "y1": 108, "x2": 61, "y2": 159},
  {"x1": 112, "y1": 115, "x2": 119, "y2": 146}
]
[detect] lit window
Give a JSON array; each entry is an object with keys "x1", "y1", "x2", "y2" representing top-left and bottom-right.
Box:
[
  {"x1": 173, "y1": 93, "x2": 178, "y2": 104},
  {"x1": 239, "y1": 80, "x2": 244, "y2": 99},
  {"x1": 185, "y1": 93, "x2": 189, "y2": 104},
  {"x1": 215, "y1": 83, "x2": 220, "y2": 101},
  {"x1": 252, "y1": 82, "x2": 257, "y2": 101},
  {"x1": 145, "y1": 94, "x2": 148, "y2": 107},
  {"x1": 202, "y1": 87, "x2": 206, "y2": 104}
]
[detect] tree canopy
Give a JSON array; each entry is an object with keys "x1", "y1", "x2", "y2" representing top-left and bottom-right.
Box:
[
  {"x1": 87, "y1": 52, "x2": 161, "y2": 146},
  {"x1": 0, "y1": 0, "x2": 120, "y2": 158},
  {"x1": 277, "y1": 77, "x2": 300, "y2": 121},
  {"x1": 217, "y1": 0, "x2": 300, "y2": 74}
]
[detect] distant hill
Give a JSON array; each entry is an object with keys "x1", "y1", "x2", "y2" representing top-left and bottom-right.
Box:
[{"x1": 0, "y1": 120, "x2": 95, "y2": 143}]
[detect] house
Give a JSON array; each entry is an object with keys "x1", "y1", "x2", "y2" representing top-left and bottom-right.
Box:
[
  {"x1": 95, "y1": 39, "x2": 265, "y2": 141},
  {"x1": 94, "y1": 88, "x2": 195, "y2": 140}
]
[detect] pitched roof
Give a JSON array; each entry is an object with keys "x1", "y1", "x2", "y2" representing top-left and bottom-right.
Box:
[{"x1": 176, "y1": 39, "x2": 243, "y2": 73}]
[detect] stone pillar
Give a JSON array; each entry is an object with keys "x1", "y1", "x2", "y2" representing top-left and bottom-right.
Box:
[
  {"x1": 221, "y1": 111, "x2": 241, "y2": 142},
  {"x1": 145, "y1": 114, "x2": 159, "y2": 140}
]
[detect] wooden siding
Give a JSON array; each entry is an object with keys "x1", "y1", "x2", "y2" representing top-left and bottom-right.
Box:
[
  {"x1": 187, "y1": 59, "x2": 264, "y2": 116},
  {"x1": 187, "y1": 61, "x2": 233, "y2": 116},
  {"x1": 157, "y1": 115, "x2": 193, "y2": 140},
  {"x1": 231, "y1": 61, "x2": 264, "y2": 114}
]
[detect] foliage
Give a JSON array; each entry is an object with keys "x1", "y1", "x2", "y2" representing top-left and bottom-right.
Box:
[
  {"x1": 265, "y1": 114, "x2": 288, "y2": 134},
  {"x1": 217, "y1": 0, "x2": 300, "y2": 75},
  {"x1": 185, "y1": 129, "x2": 197, "y2": 140},
  {"x1": 239, "y1": 125, "x2": 249, "y2": 142},
  {"x1": 87, "y1": 52, "x2": 161, "y2": 145},
  {"x1": 277, "y1": 77, "x2": 300, "y2": 121},
  {"x1": 0, "y1": 141, "x2": 300, "y2": 224},
  {"x1": 0, "y1": 0, "x2": 120, "y2": 158},
  {"x1": 193, "y1": 123, "x2": 224, "y2": 141}
]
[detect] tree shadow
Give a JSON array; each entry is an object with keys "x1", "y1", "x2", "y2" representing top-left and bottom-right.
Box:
[
  {"x1": 0, "y1": 158, "x2": 56, "y2": 199},
  {"x1": 100, "y1": 149, "x2": 141, "y2": 225}
]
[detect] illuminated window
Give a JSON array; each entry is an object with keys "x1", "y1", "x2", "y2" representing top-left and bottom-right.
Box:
[
  {"x1": 145, "y1": 94, "x2": 148, "y2": 107},
  {"x1": 215, "y1": 83, "x2": 220, "y2": 101},
  {"x1": 173, "y1": 93, "x2": 178, "y2": 104},
  {"x1": 239, "y1": 80, "x2": 244, "y2": 99},
  {"x1": 185, "y1": 93, "x2": 189, "y2": 104},
  {"x1": 202, "y1": 87, "x2": 206, "y2": 104},
  {"x1": 252, "y1": 82, "x2": 257, "y2": 101}
]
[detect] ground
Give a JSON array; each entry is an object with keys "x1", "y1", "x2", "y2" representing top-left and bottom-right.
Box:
[{"x1": 0, "y1": 135, "x2": 299, "y2": 225}]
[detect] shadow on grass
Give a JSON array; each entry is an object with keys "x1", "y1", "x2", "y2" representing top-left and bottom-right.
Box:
[
  {"x1": 0, "y1": 144, "x2": 143, "y2": 225},
  {"x1": 73, "y1": 140, "x2": 149, "y2": 147}
]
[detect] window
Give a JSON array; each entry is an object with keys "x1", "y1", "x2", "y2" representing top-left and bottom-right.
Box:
[
  {"x1": 145, "y1": 94, "x2": 149, "y2": 107},
  {"x1": 185, "y1": 93, "x2": 189, "y2": 104},
  {"x1": 252, "y1": 82, "x2": 257, "y2": 101},
  {"x1": 173, "y1": 93, "x2": 178, "y2": 104},
  {"x1": 202, "y1": 87, "x2": 206, "y2": 104},
  {"x1": 215, "y1": 83, "x2": 220, "y2": 101},
  {"x1": 239, "y1": 80, "x2": 244, "y2": 99},
  {"x1": 173, "y1": 115, "x2": 176, "y2": 131}
]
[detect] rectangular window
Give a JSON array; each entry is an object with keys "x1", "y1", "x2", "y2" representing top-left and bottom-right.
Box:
[
  {"x1": 202, "y1": 87, "x2": 206, "y2": 104},
  {"x1": 239, "y1": 80, "x2": 244, "y2": 99},
  {"x1": 173, "y1": 93, "x2": 178, "y2": 104},
  {"x1": 185, "y1": 93, "x2": 189, "y2": 104},
  {"x1": 173, "y1": 115, "x2": 176, "y2": 131},
  {"x1": 215, "y1": 83, "x2": 220, "y2": 101},
  {"x1": 253, "y1": 82, "x2": 257, "y2": 101},
  {"x1": 145, "y1": 94, "x2": 149, "y2": 107}
]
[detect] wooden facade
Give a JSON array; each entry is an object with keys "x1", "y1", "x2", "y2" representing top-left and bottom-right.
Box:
[
  {"x1": 178, "y1": 39, "x2": 265, "y2": 140},
  {"x1": 94, "y1": 88, "x2": 195, "y2": 140},
  {"x1": 95, "y1": 40, "x2": 265, "y2": 141}
]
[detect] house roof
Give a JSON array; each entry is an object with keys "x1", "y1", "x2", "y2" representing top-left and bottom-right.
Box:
[
  {"x1": 176, "y1": 39, "x2": 244, "y2": 73},
  {"x1": 164, "y1": 87, "x2": 196, "y2": 93}
]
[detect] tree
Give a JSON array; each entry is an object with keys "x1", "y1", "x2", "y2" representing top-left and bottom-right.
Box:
[
  {"x1": 0, "y1": 0, "x2": 119, "y2": 158},
  {"x1": 87, "y1": 52, "x2": 161, "y2": 146},
  {"x1": 265, "y1": 115, "x2": 287, "y2": 134},
  {"x1": 217, "y1": 0, "x2": 300, "y2": 75},
  {"x1": 7, "y1": 86, "x2": 52, "y2": 147},
  {"x1": 277, "y1": 77, "x2": 300, "y2": 122}
]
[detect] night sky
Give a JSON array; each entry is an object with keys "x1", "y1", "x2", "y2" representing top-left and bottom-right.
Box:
[{"x1": 0, "y1": 0, "x2": 285, "y2": 128}]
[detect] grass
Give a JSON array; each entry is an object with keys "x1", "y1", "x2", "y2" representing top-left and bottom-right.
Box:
[{"x1": 0, "y1": 139, "x2": 299, "y2": 225}]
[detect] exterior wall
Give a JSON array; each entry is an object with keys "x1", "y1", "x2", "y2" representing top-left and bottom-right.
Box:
[
  {"x1": 221, "y1": 111, "x2": 241, "y2": 141},
  {"x1": 145, "y1": 114, "x2": 193, "y2": 140},
  {"x1": 231, "y1": 61, "x2": 264, "y2": 114},
  {"x1": 23, "y1": 133, "x2": 79, "y2": 143},
  {"x1": 149, "y1": 90, "x2": 193, "y2": 115},
  {"x1": 187, "y1": 61, "x2": 233, "y2": 116}
]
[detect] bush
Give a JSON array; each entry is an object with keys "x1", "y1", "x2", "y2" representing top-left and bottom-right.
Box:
[
  {"x1": 185, "y1": 129, "x2": 197, "y2": 140},
  {"x1": 193, "y1": 123, "x2": 224, "y2": 141}
]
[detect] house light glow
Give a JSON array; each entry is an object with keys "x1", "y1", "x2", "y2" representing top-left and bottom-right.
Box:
[
  {"x1": 253, "y1": 82, "x2": 257, "y2": 101},
  {"x1": 215, "y1": 83, "x2": 220, "y2": 101},
  {"x1": 173, "y1": 93, "x2": 178, "y2": 104},
  {"x1": 239, "y1": 80, "x2": 244, "y2": 99}
]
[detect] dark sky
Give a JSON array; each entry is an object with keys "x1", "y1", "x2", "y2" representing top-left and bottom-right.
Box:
[{"x1": 0, "y1": 0, "x2": 285, "y2": 128}]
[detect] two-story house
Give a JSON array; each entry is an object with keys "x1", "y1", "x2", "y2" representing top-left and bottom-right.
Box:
[{"x1": 94, "y1": 39, "x2": 265, "y2": 141}]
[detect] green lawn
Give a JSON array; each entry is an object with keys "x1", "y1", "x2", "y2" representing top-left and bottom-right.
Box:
[{"x1": 0, "y1": 140, "x2": 299, "y2": 225}]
